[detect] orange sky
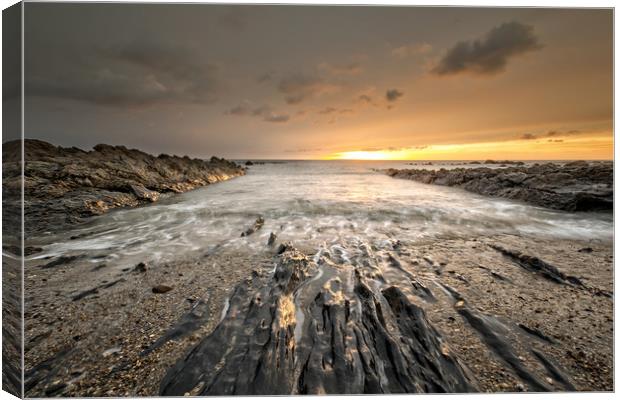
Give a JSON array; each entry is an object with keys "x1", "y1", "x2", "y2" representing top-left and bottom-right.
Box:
[
  {"x1": 325, "y1": 132, "x2": 613, "y2": 161},
  {"x1": 24, "y1": 5, "x2": 613, "y2": 160}
]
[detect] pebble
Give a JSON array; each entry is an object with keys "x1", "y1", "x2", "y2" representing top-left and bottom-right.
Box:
[
  {"x1": 103, "y1": 347, "x2": 122, "y2": 357},
  {"x1": 152, "y1": 285, "x2": 173, "y2": 294},
  {"x1": 134, "y1": 262, "x2": 148, "y2": 273}
]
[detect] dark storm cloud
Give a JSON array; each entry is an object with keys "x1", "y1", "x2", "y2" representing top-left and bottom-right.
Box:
[
  {"x1": 386, "y1": 89, "x2": 404, "y2": 102},
  {"x1": 278, "y1": 74, "x2": 338, "y2": 104},
  {"x1": 432, "y1": 21, "x2": 542, "y2": 76},
  {"x1": 26, "y1": 41, "x2": 220, "y2": 107},
  {"x1": 225, "y1": 101, "x2": 289, "y2": 123}
]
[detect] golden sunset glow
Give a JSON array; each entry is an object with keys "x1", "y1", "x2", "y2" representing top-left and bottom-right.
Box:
[{"x1": 325, "y1": 133, "x2": 613, "y2": 161}]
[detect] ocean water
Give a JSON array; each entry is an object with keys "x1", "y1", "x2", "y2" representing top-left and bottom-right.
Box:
[{"x1": 28, "y1": 160, "x2": 613, "y2": 268}]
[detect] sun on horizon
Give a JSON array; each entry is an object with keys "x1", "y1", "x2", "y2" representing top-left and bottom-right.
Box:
[{"x1": 323, "y1": 133, "x2": 614, "y2": 161}]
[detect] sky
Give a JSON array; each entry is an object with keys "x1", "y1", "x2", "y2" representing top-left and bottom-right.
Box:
[{"x1": 22, "y1": 3, "x2": 613, "y2": 160}]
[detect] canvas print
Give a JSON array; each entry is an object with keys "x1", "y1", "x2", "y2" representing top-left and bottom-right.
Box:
[{"x1": 1, "y1": 2, "x2": 614, "y2": 397}]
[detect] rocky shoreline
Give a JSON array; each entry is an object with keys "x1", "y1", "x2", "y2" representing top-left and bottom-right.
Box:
[
  {"x1": 383, "y1": 161, "x2": 613, "y2": 212},
  {"x1": 2, "y1": 139, "x2": 245, "y2": 235},
  {"x1": 10, "y1": 150, "x2": 613, "y2": 396},
  {"x1": 23, "y1": 230, "x2": 613, "y2": 396}
]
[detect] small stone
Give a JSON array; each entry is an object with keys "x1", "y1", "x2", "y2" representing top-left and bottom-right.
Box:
[
  {"x1": 152, "y1": 285, "x2": 173, "y2": 294},
  {"x1": 267, "y1": 232, "x2": 277, "y2": 246},
  {"x1": 578, "y1": 247, "x2": 593, "y2": 253},
  {"x1": 133, "y1": 262, "x2": 147, "y2": 273},
  {"x1": 102, "y1": 347, "x2": 121, "y2": 357}
]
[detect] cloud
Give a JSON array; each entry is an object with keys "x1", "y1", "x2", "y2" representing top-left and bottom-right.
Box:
[
  {"x1": 26, "y1": 41, "x2": 220, "y2": 107},
  {"x1": 318, "y1": 107, "x2": 337, "y2": 115},
  {"x1": 356, "y1": 94, "x2": 379, "y2": 108},
  {"x1": 431, "y1": 21, "x2": 542, "y2": 76},
  {"x1": 225, "y1": 101, "x2": 290, "y2": 123},
  {"x1": 317, "y1": 106, "x2": 355, "y2": 118},
  {"x1": 386, "y1": 89, "x2": 404, "y2": 102},
  {"x1": 318, "y1": 62, "x2": 363, "y2": 75},
  {"x1": 358, "y1": 95, "x2": 372, "y2": 103},
  {"x1": 278, "y1": 74, "x2": 339, "y2": 104},
  {"x1": 546, "y1": 129, "x2": 581, "y2": 137},
  {"x1": 226, "y1": 100, "x2": 252, "y2": 116},
  {"x1": 520, "y1": 129, "x2": 584, "y2": 141},
  {"x1": 391, "y1": 43, "x2": 432, "y2": 58},
  {"x1": 257, "y1": 72, "x2": 275, "y2": 83},
  {"x1": 262, "y1": 113, "x2": 290, "y2": 123}
]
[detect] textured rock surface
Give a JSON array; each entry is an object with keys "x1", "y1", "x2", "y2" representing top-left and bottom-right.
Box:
[
  {"x1": 383, "y1": 162, "x2": 612, "y2": 212},
  {"x1": 2, "y1": 139, "x2": 245, "y2": 234},
  {"x1": 160, "y1": 247, "x2": 474, "y2": 395}
]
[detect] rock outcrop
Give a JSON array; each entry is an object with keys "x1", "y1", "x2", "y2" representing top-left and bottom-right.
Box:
[
  {"x1": 383, "y1": 162, "x2": 612, "y2": 212},
  {"x1": 160, "y1": 246, "x2": 475, "y2": 395},
  {"x1": 2, "y1": 139, "x2": 245, "y2": 235}
]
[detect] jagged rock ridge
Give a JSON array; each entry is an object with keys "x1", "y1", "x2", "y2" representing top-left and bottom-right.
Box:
[
  {"x1": 160, "y1": 246, "x2": 475, "y2": 395},
  {"x1": 2, "y1": 139, "x2": 245, "y2": 234},
  {"x1": 383, "y1": 161, "x2": 612, "y2": 212}
]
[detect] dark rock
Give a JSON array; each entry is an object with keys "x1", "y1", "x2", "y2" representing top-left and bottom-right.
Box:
[
  {"x1": 24, "y1": 246, "x2": 43, "y2": 256},
  {"x1": 133, "y1": 262, "x2": 148, "y2": 273},
  {"x1": 152, "y1": 285, "x2": 173, "y2": 294},
  {"x1": 140, "y1": 299, "x2": 210, "y2": 356},
  {"x1": 245, "y1": 160, "x2": 254, "y2": 166},
  {"x1": 276, "y1": 241, "x2": 294, "y2": 254},
  {"x1": 490, "y1": 245, "x2": 582, "y2": 286},
  {"x1": 130, "y1": 184, "x2": 160, "y2": 202},
  {"x1": 383, "y1": 161, "x2": 612, "y2": 212},
  {"x1": 518, "y1": 323, "x2": 556, "y2": 344},
  {"x1": 241, "y1": 216, "x2": 265, "y2": 237},
  {"x1": 578, "y1": 247, "x2": 593, "y2": 253},
  {"x1": 531, "y1": 349, "x2": 577, "y2": 391},
  {"x1": 441, "y1": 283, "x2": 551, "y2": 392},
  {"x1": 267, "y1": 232, "x2": 277, "y2": 246},
  {"x1": 39, "y1": 255, "x2": 85, "y2": 269},
  {"x1": 72, "y1": 278, "x2": 125, "y2": 301},
  {"x1": 490, "y1": 245, "x2": 611, "y2": 298},
  {"x1": 564, "y1": 160, "x2": 589, "y2": 167},
  {"x1": 3, "y1": 139, "x2": 245, "y2": 235},
  {"x1": 160, "y1": 246, "x2": 474, "y2": 395},
  {"x1": 44, "y1": 382, "x2": 67, "y2": 396}
]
